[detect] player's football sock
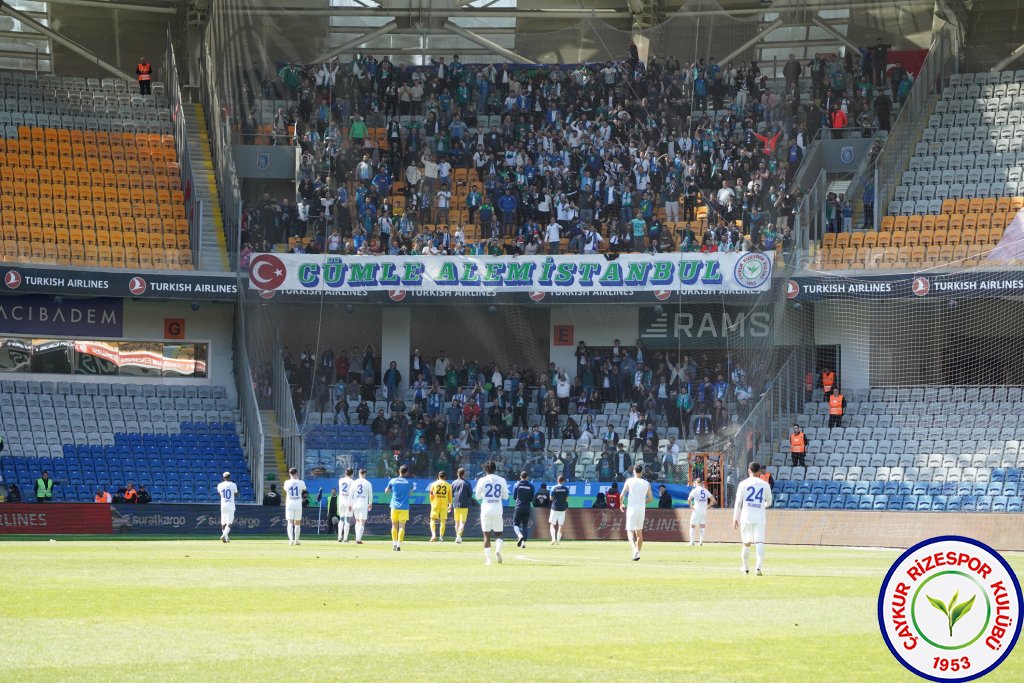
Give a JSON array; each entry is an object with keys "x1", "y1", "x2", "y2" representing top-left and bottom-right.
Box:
[
  {"x1": 342, "y1": 521, "x2": 350, "y2": 542},
  {"x1": 398, "y1": 528, "x2": 405, "y2": 543},
  {"x1": 391, "y1": 527, "x2": 398, "y2": 543},
  {"x1": 225, "y1": 525, "x2": 231, "y2": 540},
  {"x1": 741, "y1": 546, "x2": 750, "y2": 572},
  {"x1": 755, "y1": 543, "x2": 764, "y2": 570},
  {"x1": 429, "y1": 520, "x2": 436, "y2": 540},
  {"x1": 294, "y1": 525, "x2": 301, "y2": 542},
  {"x1": 439, "y1": 521, "x2": 446, "y2": 539},
  {"x1": 550, "y1": 525, "x2": 556, "y2": 543},
  {"x1": 556, "y1": 531, "x2": 562, "y2": 543},
  {"x1": 484, "y1": 547, "x2": 492, "y2": 564},
  {"x1": 699, "y1": 528, "x2": 705, "y2": 545},
  {"x1": 286, "y1": 524, "x2": 294, "y2": 542}
]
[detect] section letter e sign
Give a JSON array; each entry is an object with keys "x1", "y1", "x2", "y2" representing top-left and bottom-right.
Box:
[{"x1": 878, "y1": 535, "x2": 1021, "y2": 682}]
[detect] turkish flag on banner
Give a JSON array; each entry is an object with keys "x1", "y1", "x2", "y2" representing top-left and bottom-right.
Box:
[{"x1": 886, "y1": 49, "x2": 930, "y2": 77}]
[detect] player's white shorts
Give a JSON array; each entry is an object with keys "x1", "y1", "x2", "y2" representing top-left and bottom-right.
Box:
[
  {"x1": 548, "y1": 509, "x2": 566, "y2": 525},
  {"x1": 690, "y1": 509, "x2": 707, "y2": 526},
  {"x1": 351, "y1": 504, "x2": 368, "y2": 521},
  {"x1": 625, "y1": 506, "x2": 646, "y2": 532},
  {"x1": 740, "y1": 522, "x2": 766, "y2": 544},
  {"x1": 480, "y1": 509, "x2": 504, "y2": 533},
  {"x1": 337, "y1": 503, "x2": 352, "y2": 520},
  {"x1": 285, "y1": 502, "x2": 303, "y2": 521},
  {"x1": 220, "y1": 505, "x2": 235, "y2": 525}
]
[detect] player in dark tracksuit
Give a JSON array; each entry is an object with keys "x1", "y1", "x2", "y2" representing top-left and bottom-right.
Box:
[
  {"x1": 451, "y1": 467, "x2": 475, "y2": 544},
  {"x1": 512, "y1": 471, "x2": 535, "y2": 548}
]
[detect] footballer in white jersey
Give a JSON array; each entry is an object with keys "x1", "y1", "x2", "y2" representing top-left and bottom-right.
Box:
[
  {"x1": 473, "y1": 461, "x2": 509, "y2": 564},
  {"x1": 349, "y1": 469, "x2": 373, "y2": 544},
  {"x1": 283, "y1": 468, "x2": 307, "y2": 545},
  {"x1": 733, "y1": 462, "x2": 773, "y2": 575},
  {"x1": 337, "y1": 468, "x2": 356, "y2": 542},
  {"x1": 216, "y1": 472, "x2": 238, "y2": 543},
  {"x1": 687, "y1": 477, "x2": 717, "y2": 547},
  {"x1": 621, "y1": 465, "x2": 653, "y2": 561}
]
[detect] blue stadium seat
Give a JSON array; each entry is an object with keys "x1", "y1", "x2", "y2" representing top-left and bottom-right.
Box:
[
  {"x1": 1008, "y1": 500, "x2": 1022, "y2": 513},
  {"x1": 946, "y1": 497, "x2": 963, "y2": 512},
  {"x1": 992, "y1": 496, "x2": 1008, "y2": 512},
  {"x1": 873, "y1": 495, "x2": 889, "y2": 510},
  {"x1": 902, "y1": 496, "x2": 918, "y2": 511}
]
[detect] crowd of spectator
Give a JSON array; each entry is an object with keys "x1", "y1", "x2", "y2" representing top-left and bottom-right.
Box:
[
  {"x1": 284, "y1": 339, "x2": 758, "y2": 482},
  {"x1": 234, "y1": 38, "x2": 905, "y2": 259}
]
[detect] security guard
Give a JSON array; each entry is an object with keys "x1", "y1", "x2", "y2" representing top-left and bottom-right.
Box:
[
  {"x1": 136, "y1": 57, "x2": 152, "y2": 95},
  {"x1": 789, "y1": 424, "x2": 808, "y2": 468},
  {"x1": 758, "y1": 467, "x2": 775, "y2": 491},
  {"x1": 821, "y1": 367, "x2": 836, "y2": 401},
  {"x1": 35, "y1": 471, "x2": 56, "y2": 503},
  {"x1": 828, "y1": 387, "x2": 847, "y2": 429}
]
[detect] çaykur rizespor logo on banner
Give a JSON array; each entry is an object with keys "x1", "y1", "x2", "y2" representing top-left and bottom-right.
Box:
[
  {"x1": 878, "y1": 536, "x2": 1021, "y2": 682},
  {"x1": 734, "y1": 252, "x2": 772, "y2": 289}
]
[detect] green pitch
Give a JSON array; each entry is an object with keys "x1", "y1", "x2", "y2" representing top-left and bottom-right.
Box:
[{"x1": 1, "y1": 539, "x2": 1021, "y2": 682}]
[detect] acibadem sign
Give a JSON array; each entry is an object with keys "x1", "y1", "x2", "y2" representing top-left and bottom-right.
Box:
[{"x1": 248, "y1": 252, "x2": 773, "y2": 294}]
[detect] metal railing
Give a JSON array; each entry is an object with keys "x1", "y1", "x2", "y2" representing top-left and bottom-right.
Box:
[
  {"x1": 271, "y1": 329, "x2": 304, "y2": 473},
  {"x1": 164, "y1": 28, "x2": 203, "y2": 269},
  {"x1": 845, "y1": 24, "x2": 959, "y2": 225},
  {"x1": 790, "y1": 168, "x2": 830, "y2": 256},
  {"x1": 198, "y1": 16, "x2": 244, "y2": 271},
  {"x1": 728, "y1": 348, "x2": 809, "y2": 502},
  {"x1": 234, "y1": 297, "x2": 264, "y2": 502}
]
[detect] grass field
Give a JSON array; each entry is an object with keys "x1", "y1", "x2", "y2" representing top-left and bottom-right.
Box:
[{"x1": 1, "y1": 538, "x2": 1021, "y2": 682}]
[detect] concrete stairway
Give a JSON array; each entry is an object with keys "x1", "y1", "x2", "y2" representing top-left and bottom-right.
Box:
[
  {"x1": 183, "y1": 103, "x2": 229, "y2": 271},
  {"x1": 260, "y1": 409, "x2": 288, "y2": 488}
]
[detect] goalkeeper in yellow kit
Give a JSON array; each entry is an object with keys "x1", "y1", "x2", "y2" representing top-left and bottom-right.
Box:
[{"x1": 428, "y1": 471, "x2": 453, "y2": 542}]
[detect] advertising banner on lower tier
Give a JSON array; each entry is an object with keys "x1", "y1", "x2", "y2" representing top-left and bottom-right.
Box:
[
  {"x1": 0, "y1": 503, "x2": 113, "y2": 534},
  {"x1": 104, "y1": 503, "x2": 702, "y2": 542},
  {"x1": 247, "y1": 252, "x2": 774, "y2": 297},
  {"x1": 787, "y1": 271, "x2": 1024, "y2": 301},
  {"x1": 0, "y1": 265, "x2": 238, "y2": 301}
]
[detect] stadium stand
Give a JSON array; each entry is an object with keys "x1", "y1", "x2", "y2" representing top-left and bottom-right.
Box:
[
  {"x1": 0, "y1": 380, "x2": 252, "y2": 503},
  {"x1": 239, "y1": 55, "x2": 876, "y2": 258},
  {"x1": 769, "y1": 386, "x2": 1024, "y2": 512},
  {"x1": 0, "y1": 72, "x2": 194, "y2": 269},
  {"x1": 817, "y1": 69, "x2": 1024, "y2": 270}
]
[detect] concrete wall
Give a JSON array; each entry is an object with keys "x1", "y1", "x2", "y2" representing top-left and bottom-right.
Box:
[
  {"x1": 813, "y1": 300, "x2": 871, "y2": 390},
  {"x1": 548, "y1": 304, "x2": 638, "y2": 377}
]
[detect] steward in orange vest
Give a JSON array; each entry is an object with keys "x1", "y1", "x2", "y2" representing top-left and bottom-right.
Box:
[
  {"x1": 821, "y1": 369, "x2": 835, "y2": 398},
  {"x1": 789, "y1": 425, "x2": 807, "y2": 467},
  {"x1": 136, "y1": 58, "x2": 152, "y2": 95},
  {"x1": 758, "y1": 469, "x2": 775, "y2": 490},
  {"x1": 827, "y1": 388, "x2": 846, "y2": 428}
]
